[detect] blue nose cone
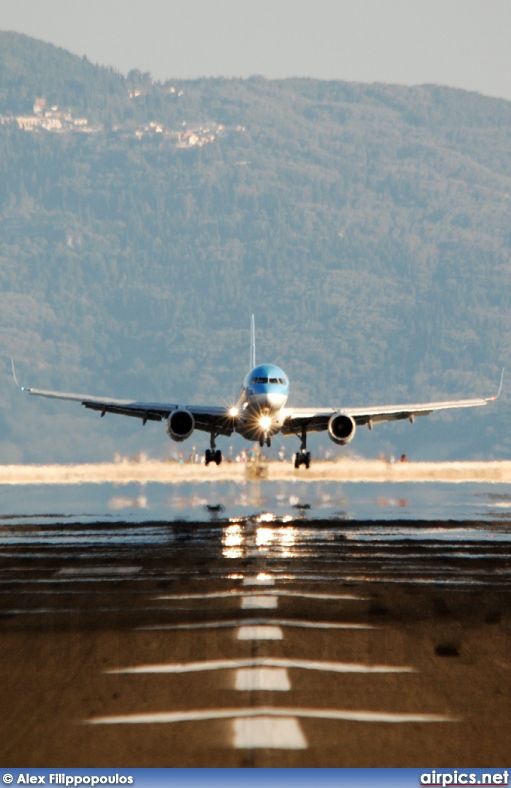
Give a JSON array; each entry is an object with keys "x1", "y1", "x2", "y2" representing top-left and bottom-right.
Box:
[
  {"x1": 244, "y1": 364, "x2": 289, "y2": 411},
  {"x1": 244, "y1": 364, "x2": 289, "y2": 392}
]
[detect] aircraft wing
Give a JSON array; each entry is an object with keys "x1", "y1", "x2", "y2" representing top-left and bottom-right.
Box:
[
  {"x1": 12, "y1": 366, "x2": 235, "y2": 436},
  {"x1": 283, "y1": 375, "x2": 503, "y2": 435}
]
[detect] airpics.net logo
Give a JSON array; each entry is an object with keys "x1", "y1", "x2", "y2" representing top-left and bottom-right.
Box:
[{"x1": 421, "y1": 772, "x2": 509, "y2": 787}]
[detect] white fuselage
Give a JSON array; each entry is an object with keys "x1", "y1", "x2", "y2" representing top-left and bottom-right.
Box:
[{"x1": 235, "y1": 363, "x2": 289, "y2": 440}]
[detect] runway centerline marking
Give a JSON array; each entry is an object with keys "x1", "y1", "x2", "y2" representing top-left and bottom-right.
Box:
[
  {"x1": 234, "y1": 667, "x2": 291, "y2": 691},
  {"x1": 86, "y1": 706, "x2": 460, "y2": 725},
  {"x1": 241, "y1": 595, "x2": 278, "y2": 609},
  {"x1": 107, "y1": 657, "x2": 415, "y2": 674},
  {"x1": 237, "y1": 626, "x2": 283, "y2": 640},
  {"x1": 243, "y1": 574, "x2": 275, "y2": 586},
  {"x1": 232, "y1": 716, "x2": 306, "y2": 749}
]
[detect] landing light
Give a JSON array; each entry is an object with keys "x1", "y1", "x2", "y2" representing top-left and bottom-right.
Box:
[
  {"x1": 229, "y1": 407, "x2": 239, "y2": 417},
  {"x1": 259, "y1": 415, "x2": 272, "y2": 431}
]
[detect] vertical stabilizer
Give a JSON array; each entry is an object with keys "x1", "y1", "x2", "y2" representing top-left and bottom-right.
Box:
[{"x1": 250, "y1": 314, "x2": 256, "y2": 370}]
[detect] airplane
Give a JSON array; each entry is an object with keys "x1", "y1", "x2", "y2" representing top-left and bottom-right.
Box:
[{"x1": 12, "y1": 317, "x2": 503, "y2": 468}]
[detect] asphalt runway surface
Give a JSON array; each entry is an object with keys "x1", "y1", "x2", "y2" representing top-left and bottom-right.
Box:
[{"x1": 1, "y1": 516, "x2": 510, "y2": 766}]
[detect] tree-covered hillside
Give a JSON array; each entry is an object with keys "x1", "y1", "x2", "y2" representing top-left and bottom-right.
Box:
[{"x1": 0, "y1": 31, "x2": 510, "y2": 462}]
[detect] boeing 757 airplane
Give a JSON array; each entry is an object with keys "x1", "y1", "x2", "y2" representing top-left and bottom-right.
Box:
[{"x1": 12, "y1": 318, "x2": 502, "y2": 468}]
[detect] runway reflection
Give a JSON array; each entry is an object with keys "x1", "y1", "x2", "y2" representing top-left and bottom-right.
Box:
[{"x1": 3, "y1": 478, "x2": 511, "y2": 525}]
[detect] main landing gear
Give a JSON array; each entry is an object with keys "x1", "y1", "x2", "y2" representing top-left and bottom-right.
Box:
[
  {"x1": 259, "y1": 435, "x2": 271, "y2": 448},
  {"x1": 205, "y1": 433, "x2": 222, "y2": 466},
  {"x1": 295, "y1": 450, "x2": 311, "y2": 469},
  {"x1": 294, "y1": 427, "x2": 311, "y2": 469},
  {"x1": 205, "y1": 448, "x2": 222, "y2": 466}
]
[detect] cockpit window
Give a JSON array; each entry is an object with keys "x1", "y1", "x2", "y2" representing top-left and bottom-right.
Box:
[{"x1": 251, "y1": 376, "x2": 286, "y2": 385}]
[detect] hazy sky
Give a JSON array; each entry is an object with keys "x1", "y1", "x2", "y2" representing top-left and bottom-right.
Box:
[{"x1": 2, "y1": 0, "x2": 511, "y2": 101}]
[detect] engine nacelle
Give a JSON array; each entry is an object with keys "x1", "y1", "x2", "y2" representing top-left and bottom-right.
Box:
[
  {"x1": 166, "y1": 409, "x2": 195, "y2": 442},
  {"x1": 327, "y1": 413, "x2": 356, "y2": 446}
]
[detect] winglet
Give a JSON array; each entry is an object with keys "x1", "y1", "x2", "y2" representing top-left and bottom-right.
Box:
[
  {"x1": 250, "y1": 314, "x2": 256, "y2": 370},
  {"x1": 10, "y1": 358, "x2": 29, "y2": 392},
  {"x1": 487, "y1": 368, "x2": 504, "y2": 401}
]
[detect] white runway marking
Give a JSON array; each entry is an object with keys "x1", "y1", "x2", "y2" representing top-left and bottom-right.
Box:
[
  {"x1": 243, "y1": 574, "x2": 275, "y2": 586},
  {"x1": 237, "y1": 626, "x2": 283, "y2": 640},
  {"x1": 56, "y1": 567, "x2": 141, "y2": 576},
  {"x1": 2, "y1": 608, "x2": 79, "y2": 615},
  {"x1": 3, "y1": 577, "x2": 144, "y2": 585},
  {"x1": 241, "y1": 595, "x2": 278, "y2": 609},
  {"x1": 155, "y1": 590, "x2": 366, "y2": 601},
  {"x1": 87, "y1": 706, "x2": 459, "y2": 725},
  {"x1": 108, "y1": 657, "x2": 415, "y2": 675},
  {"x1": 232, "y1": 716, "x2": 306, "y2": 749},
  {"x1": 235, "y1": 667, "x2": 291, "y2": 691},
  {"x1": 279, "y1": 591, "x2": 367, "y2": 601},
  {"x1": 273, "y1": 591, "x2": 367, "y2": 601},
  {"x1": 139, "y1": 618, "x2": 376, "y2": 632},
  {"x1": 156, "y1": 591, "x2": 254, "y2": 600}
]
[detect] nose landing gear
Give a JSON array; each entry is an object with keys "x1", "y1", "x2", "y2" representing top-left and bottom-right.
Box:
[{"x1": 205, "y1": 433, "x2": 222, "y2": 466}]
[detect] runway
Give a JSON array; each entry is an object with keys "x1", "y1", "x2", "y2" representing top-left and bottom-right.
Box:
[
  {"x1": 1, "y1": 516, "x2": 510, "y2": 766},
  {"x1": 2, "y1": 459, "x2": 511, "y2": 484}
]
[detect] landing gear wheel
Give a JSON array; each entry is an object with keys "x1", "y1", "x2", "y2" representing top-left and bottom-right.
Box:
[
  {"x1": 294, "y1": 451, "x2": 311, "y2": 469},
  {"x1": 266, "y1": 436, "x2": 271, "y2": 448},
  {"x1": 206, "y1": 448, "x2": 222, "y2": 465},
  {"x1": 259, "y1": 437, "x2": 264, "y2": 448},
  {"x1": 206, "y1": 432, "x2": 221, "y2": 467}
]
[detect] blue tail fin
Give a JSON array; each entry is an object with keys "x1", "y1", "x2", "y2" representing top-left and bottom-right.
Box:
[{"x1": 250, "y1": 315, "x2": 256, "y2": 370}]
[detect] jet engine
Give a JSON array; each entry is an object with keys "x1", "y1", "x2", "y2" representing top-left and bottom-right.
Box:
[
  {"x1": 327, "y1": 413, "x2": 356, "y2": 446},
  {"x1": 166, "y1": 409, "x2": 195, "y2": 442}
]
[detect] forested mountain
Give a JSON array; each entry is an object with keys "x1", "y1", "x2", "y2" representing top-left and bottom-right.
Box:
[{"x1": 1, "y1": 31, "x2": 510, "y2": 462}]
